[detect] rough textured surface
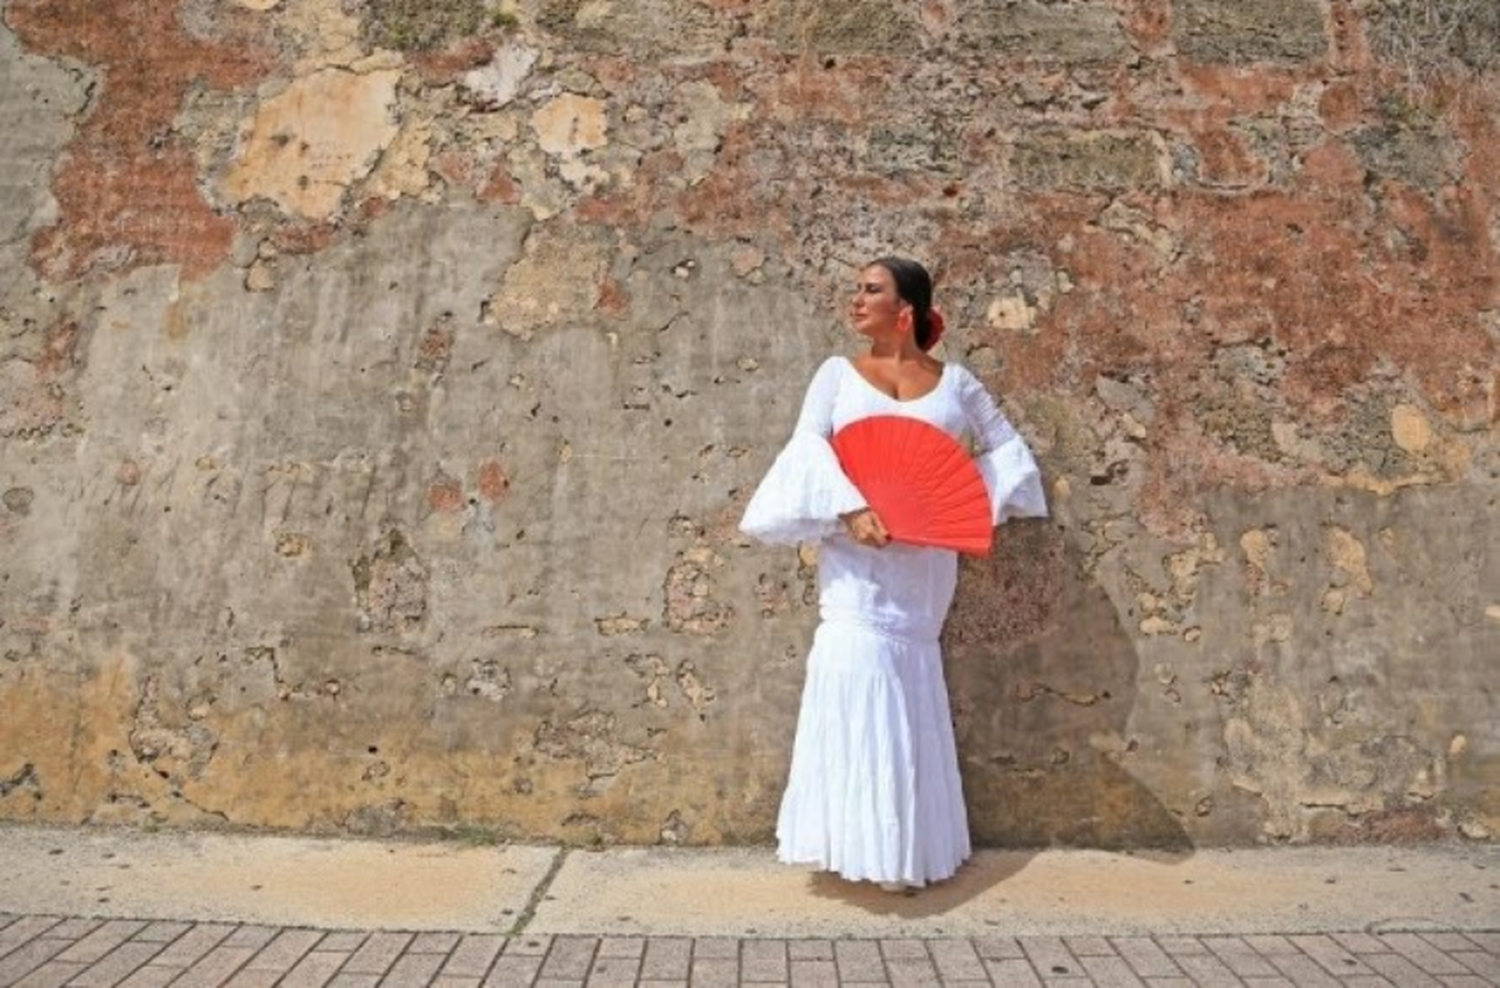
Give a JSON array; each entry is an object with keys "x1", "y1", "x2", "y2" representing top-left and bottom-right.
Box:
[
  {"x1": 0, "y1": 0, "x2": 1495, "y2": 848},
  {"x1": 2, "y1": 825, "x2": 1496, "y2": 937}
]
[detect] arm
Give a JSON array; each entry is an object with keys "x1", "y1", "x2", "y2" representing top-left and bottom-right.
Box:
[
  {"x1": 791, "y1": 359, "x2": 888, "y2": 546},
  {"x1": 738, "y1": 359, "x2": 874, "y2": 545},
  {"x1": 958, "y1": 368, "x2": 1049, "y2": 524}
]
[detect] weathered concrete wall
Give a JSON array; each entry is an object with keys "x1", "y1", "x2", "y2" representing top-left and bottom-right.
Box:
[{"x1": 1, "y1": 0, "x2": 1496, "y2": 847}]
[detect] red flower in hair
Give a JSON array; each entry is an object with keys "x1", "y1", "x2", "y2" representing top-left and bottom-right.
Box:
[{"x1": 924, "y1": 306, "x2": 946, "y2": 351}]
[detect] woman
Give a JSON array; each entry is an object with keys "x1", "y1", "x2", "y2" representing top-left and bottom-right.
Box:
[{"x1": 740, "y1": 256, "x2": 1047, "y2": 890}]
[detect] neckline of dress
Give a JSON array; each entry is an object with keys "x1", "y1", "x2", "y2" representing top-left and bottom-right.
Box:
[{"x1": 842, "y1": 356, "x2": 950, "y2": 405}]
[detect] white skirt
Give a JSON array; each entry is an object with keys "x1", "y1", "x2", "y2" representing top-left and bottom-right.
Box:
[{"x1": 776, "y1": 616, "x2": 972, "y2": 886}]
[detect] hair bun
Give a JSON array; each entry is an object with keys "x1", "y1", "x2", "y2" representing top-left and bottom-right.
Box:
[{"x1": 924, "y1": 306, "x2": 946, "y2": 351}]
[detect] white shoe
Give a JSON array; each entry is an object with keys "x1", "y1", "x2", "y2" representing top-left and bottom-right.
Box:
[{"x1": 878, "y1": 881, "x2": 916, "y2": 894}]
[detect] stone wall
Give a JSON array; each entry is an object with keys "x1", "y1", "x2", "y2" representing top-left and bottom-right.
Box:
[{"x1": 1, "y1": 0, "x2": 1496, "y2": 847}]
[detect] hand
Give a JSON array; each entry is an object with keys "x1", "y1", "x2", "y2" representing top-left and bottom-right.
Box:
[{"x1": 841, "y1": 508, "x2": 889, "y2": 549}]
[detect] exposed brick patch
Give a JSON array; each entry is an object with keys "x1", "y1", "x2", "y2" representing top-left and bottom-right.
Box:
[
  {"x1": 7, "y1": 0, "x2": 272, "y2": 280},
  {"x1": 475, "y1": 461, "x2": 509, "y2": 502},
  {"x1": 412, "y1": 37, "x2": 495, "y2": 85},
  {"x1": 425, "y1": 477, "x2": 466, "y2": 513}
]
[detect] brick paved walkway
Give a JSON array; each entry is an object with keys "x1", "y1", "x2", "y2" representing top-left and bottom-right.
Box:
[{"x1": 1, "y1": 914, "x2": 1496, "y2": 987}]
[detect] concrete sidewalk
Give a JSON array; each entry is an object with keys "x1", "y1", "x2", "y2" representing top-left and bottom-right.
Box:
[{"x1": 0, "y1": 824, "x2": 1496, "y2": 986}]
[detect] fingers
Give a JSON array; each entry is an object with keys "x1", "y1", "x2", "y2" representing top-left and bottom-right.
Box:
[{"x1": 842, "y1": 508, "x2": 890, "y2": 548}]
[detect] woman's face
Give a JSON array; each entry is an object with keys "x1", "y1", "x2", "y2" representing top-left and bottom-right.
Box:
[{"x1": 849, "y1": 264, "x2": 909, "y2": 338}]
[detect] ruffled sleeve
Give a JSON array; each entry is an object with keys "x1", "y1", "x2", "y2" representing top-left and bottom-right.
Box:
[
  {"x1": 739, "y1": 358, "x2": 868, "y2": 545},
  {"x1": 956, "y1": 367, "x2": 1048, "y2": 524}
]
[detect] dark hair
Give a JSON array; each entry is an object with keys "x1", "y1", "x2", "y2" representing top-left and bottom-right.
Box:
[{"x1": 870, "y1": 256, "x2": 937, "y2": 350}]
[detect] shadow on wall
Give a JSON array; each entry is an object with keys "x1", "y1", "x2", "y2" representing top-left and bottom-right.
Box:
[
  {"x1": 945, "y1": 518, "x2": 1194, "y2": 854},
  {"x1": 805, "y1": 517, "x2": 1191, "y2": 917}
]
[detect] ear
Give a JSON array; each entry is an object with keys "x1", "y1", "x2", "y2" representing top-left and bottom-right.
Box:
[{"x1": 896, "y1": 309, "x2": 913, "y2": 335}]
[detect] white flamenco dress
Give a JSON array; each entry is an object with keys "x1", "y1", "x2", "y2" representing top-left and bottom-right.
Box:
[{"x1": 740, "y1": 356, "x2": 1048, "y2": 886}]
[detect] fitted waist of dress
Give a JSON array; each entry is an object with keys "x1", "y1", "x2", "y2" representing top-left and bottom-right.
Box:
[{"x1": 818, "y1": 606, "x2": 943, "y2": 645}]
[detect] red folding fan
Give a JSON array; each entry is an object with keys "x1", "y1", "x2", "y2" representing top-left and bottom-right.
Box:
[{"x1": 830, "y1": 415, "x2": 993, "y2": 556}]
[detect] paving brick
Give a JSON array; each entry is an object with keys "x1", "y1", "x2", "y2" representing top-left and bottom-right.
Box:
[
  {"x1": 1361, "y1": 951, "x2": 1444, "y2": 987},
  {"x1": 833, "y1": 940, "x2": 884, "y2": 981},
  {"x1": 1020, "y1": 936, "x2": 1085, "y2": 979},
  {"x1": 531, "y1": 979, "x2": 584, "y2": 988},
  {"x1": 381, "y1": 951, "x2": 445, "y2": 987},
  {"x1": 928, "y1": 939, "x2": 985, "y2": 981},
  {"x1": 1463, "y1": 932, "x2": 1500, "y2": 953},
  {"x1": 222, "y1": 928, "x2": 281, "y2": 951},
  {"x1": 1202, "y1": 937, "x2": 1279, "y2": 978},
  {"x1": 58, "y1": 921, "x2": 150, "y2": 964},
  {"x1": 1172, "y1": 951, "x2": 1248, "y2": 986},
  {"x1": 483, "y1": 952, "x2": 543, "y2": 987},
  {"x1": 787, "y1": 958, "x2": 838, "y2": 986},
  {"x1": 595, "y1": 938, "x2": 645, "y2": 960},
  {"x1": 1335, "y1": 979, "x2": 1394, "y2": 988},
  {"x1": 1079, "y1": 954, "x2": 1147, "y2": 987},
  {"x1": 974, "y1": 936, "x2": 1024, "y2": 961},
  {"x1": 174, "y1": 945, "x2": 259, "y2": 988},
  {"x1": 885, "y1": 954, "x2": 939, "y2": 985},
  {"x1": 1066, "y1": 936, "x2": 1118, "y2": 958},
  {"x1": 317, "y1": 933, "x2": 369, "y2": 953},
  {"x1": 1155, "y1": 937, "x2": 1210, "y2": 957},
  {"x1": 46, "y1": 918, "x2": 104, "y2": 939},
  {"x1": 1421, "y1": 933, "x2": 1481, "y2": 952},
  {"x1": 786, "y1": 941, "x2": 832, "y2": 962},
  {"x1": 879, "y1": 939, "x2": 927, "y2": 961},
  {"x1": 220, "y1": 968, "x2": 285, "y2": 988},
  {"x1": 1379, "y1": 933, "x2": 1474, "y2": 975},
  {"x1": 1113, "y1": 939, "x2": 1182, "y2": 979},
  {"x1": 431, "y1": 978, "x2": 482, "y2": 988},
  {"x1": 10, "y1": 959, "x2": 90, "y2": 988},
  {"x1": 583, "y1": 951, "x2": 640, "y2": 985},
  {"x1": 1140, "y1": 980, "x2": 1194, "y2": 988},
  {"x1": 1286, "y1": 933, "x2": 1377, "y2": 977},
  {"x1": 694, "y1": 938, "x2": 739, "y2": 960},
  {"x1": 1238, "y1": 979, "x2": 1295, "y2": 987},
  {"x1": 0, "y1": 917, "x2": 65, "y2": 960},
  {"x1": 242, "y1": 929, "x2": 325, "y2": 975},
  {"x1": 507, "y1": 936, "x2": 553, "y2": 957},
  {"x1": 339, "y1": 932, "x2": 412, "y2": 976},
  {"x1": 984, "y1": 958, "x2": 1043, "y2": 987},
  {"x1": 741, "y1": 940, "x2": 788, "y2": 983},
  {"x1": 324, "y1": 975, "x2": 380, "y2": 988},
  {"x1": 1330, "y1": 932, "x2": 1388, "y2": 955},
  {"x1": 1434, "y1": 978, "x2": 1490, "y2": 988},
  {"x1": 410, "y1": 932, "x2": 462, "y2": 954},
  {"x1": 635, "y1": 981, "x2": 689, "y2": 988},
  {"x1": 70, "y1": 939, "x2": 170, "y2": 988},
  {"x1": 689, "y1": 956, "x2": 739, "y2": 987},
  {"x1": 280, "y1": 950, "x2": 350, "y2": 988},
  {"x1": 538, "y1": 936, "x2": 597, "y2": 980},
  {"x1": 443, "y1": 935, "x2": 505, "y2": 978},
  {"x1": 1238, "y1": 936, "x2": 1299, "y2": 957},
  {"x1": 0, "y1": 936, "x2": 72, "y2": 984},
  {"x1": 115, "y1": 964, "x2": 189, "y2": 988},
  {"x1": 639, "y1": 938, "x2": 691, "y2": 980},
  {"x1": 1264, "y1": 953, "x2": 1342, "y2": 987},
  {"x1": 131, "y1": 922, "x2": 194, "y2": 944},
  {"x1": 0, "y1": 915, "x2": 17, "y2": 932},
  {"x1": 149, "y1": 924, "x2": 236, "y2": 969},
  {"x1": 1451, "y1": 951, "x2": 1500, "y2": 978}
]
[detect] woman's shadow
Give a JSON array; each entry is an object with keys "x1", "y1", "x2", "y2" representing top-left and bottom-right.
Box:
[{"x1": 809, "y1": 518, "x2": 1194, "y2": 917}]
